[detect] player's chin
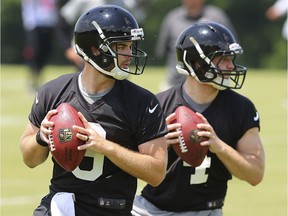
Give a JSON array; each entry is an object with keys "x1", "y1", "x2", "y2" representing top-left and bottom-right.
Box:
[
  {"x1": 121, "y1": 65, "x2": 129, "y2": 70},
  {"x1": 121, "y1": 60, "x2": 131, "y2": 68}
]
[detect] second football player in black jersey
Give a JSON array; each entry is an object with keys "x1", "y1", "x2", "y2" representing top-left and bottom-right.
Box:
[{"x1": 132, "y1": 22, "x2": 265, "y2": 216}]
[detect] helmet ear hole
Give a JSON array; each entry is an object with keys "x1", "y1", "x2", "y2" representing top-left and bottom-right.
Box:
[
  {"x1": 204, "y1": 71, "x2": 215, "y2": 79},
  {"x1": 193, "y1": 61, "x2": 214, "y2": 81},
  {"x1": 100, "y1": 45, "x2": 109, "y2": 53},
  {"x1": 90, "y1": 46, "x2": 114, "y2": 69},
  {"x1": 91, "y1": 53, "x2": 114, "y2": 70}
]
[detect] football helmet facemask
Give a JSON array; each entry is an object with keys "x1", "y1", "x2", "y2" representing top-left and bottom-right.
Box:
[
  {"x1": 175, "y1": 22, "x2": 247, "y2": 90},
  {"x1": 74, "y1": 5, "x2": 147, "y2": 80}
]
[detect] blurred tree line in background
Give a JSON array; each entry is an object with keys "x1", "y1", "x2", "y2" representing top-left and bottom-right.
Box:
[{"x1": 1, "y1": 0, "x2": 287, "y2": 69}]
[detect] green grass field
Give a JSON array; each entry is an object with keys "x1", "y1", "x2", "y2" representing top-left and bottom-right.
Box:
[{"x1": 1, "y1": 65, "x2": 287, "y2": 216}]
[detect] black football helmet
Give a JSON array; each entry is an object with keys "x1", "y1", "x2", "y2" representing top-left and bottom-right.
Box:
[
  {"x1": 175, "y1": 22, "x2": 247, "y2": 89},
  {"x1": 74, "y1": 5, "x2": 147, "y2": 80}
]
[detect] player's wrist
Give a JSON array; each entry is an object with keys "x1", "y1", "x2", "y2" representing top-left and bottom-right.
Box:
[{"x1": 36, "y1": 130, "x2": 48, "y2": 147}]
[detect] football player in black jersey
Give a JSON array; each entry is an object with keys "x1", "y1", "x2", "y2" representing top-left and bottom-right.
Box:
[
  {"x1": 132, "y1": 22, "x2": 265, "y2": 216},
  {"x1": 20, "y1": 5, "x2": 168, "y2": 216}
]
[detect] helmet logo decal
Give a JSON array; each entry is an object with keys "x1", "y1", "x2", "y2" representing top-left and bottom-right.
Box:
[
  {"x1": 131, "y1": 28, "x2": 144, "y2": 40},
  {"x1": 229, "y1": 43, "x2": 243, "y2": 55}
]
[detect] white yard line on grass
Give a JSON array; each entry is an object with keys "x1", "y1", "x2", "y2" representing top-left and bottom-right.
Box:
[
  {"x1": 1, "y1": 115, "x2": 28, "y2": 126},
  {"x1": 1, "y1": 195, "x2": 42, "y2": 206}
]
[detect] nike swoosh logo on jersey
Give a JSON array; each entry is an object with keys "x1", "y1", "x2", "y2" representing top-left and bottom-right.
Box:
[
  {"x1": 254, "y1": 112, "x2": 259, "y2": 121},
  {"x1": 149, "y1": 104, "x2": 159, "y2": 113}
]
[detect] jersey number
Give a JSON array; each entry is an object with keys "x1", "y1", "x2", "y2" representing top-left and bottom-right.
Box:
[
  {"x1": 72, "y1": 122, "x2": 106, "y2": 181},
  {"x1": 183, "y1": 156, "x2": 211, "y2": 184}
]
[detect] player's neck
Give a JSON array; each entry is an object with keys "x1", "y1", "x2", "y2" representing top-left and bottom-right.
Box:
[
  {"x1": 183, "y1": 78, "x2": 218, "y2": 104},
  {"x1": 81, "y1": 66, "x2": 115, "y2": 94}
]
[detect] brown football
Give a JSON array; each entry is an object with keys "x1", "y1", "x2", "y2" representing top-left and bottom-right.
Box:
[
  {"x1": 172, "y1": 106, "x2": 208, "y2": 167},
  {"x1": 49, "y1": 103, "x2": 86, "y2": 171}
]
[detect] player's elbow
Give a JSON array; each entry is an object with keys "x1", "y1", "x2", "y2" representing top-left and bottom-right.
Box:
[
  {"x1": 148, "y1": 164, "x2": 167, "y2": 187},
  {"x1": 22, "y1": 157, "x2": 39, "y2": 168},
  {"x1": 148, "y1": 174, "x2": 165, "y2": 187},
  {"x1": 247, "y1": 167, "x2": 265, "y2": 186},
  {"x1": 20, "y1": 147, "x2": 38, "y2": 168},
  {"x1": 22, "y1": 152, "x2": 47, "y2": 168},
  {"x1": 249, "y1": 178, "x2": 262, "y2": 186},
  {"x1": 249, "y1": 172, "x2": 264, "y2": 186}
]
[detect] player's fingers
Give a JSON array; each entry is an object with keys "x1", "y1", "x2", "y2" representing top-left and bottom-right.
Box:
[
  {"x1": 197, "y1": 130, "x2": 217, "y2": 142},
  {"x1": 77, "y1": 111, "x2": 90, "y2": 128},
  {"x1": 46, "y1": 109, "x2": 58, "y2": 122},
  {"x1": 42, "y1": 110, "x2": 57, "y2": 127},
  {"x1": 200, "y1": 140, "x2": 210, "y2": 147},
  {"x1": 166, "y1": 113, "x2": 176, "y2": 124},
  {"x1": 197, "y1": 122, "x2": 213, "y2": 132},
  {"x1": 40, "y1": 110, "x2": 58, "y2": 141},
  {"x1": 77, "y1": 143, "x2": 90, "y2": 150},
  {"x1": 165, "y1": 138, "x2": 180, "y2": 146},
  {"x1": 76, "y1": 133, "x2": 90, "y2": 142},
  {"x1": 167, "y1": 122, "x2": 181, "y2": 132},
  {"x1": 165, "y1": 129, "x2": 181, "y2": 139},
  {"x1": 73, "y1": 124, "x2": 87, "y2": 135},
  {"x1": 195, "y1": 112, "x2": 208, "y2": 124}
]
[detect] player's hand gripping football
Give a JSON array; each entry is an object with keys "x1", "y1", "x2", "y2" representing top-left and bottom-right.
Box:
[
  {"x1": 39, "y1": 109, "x2": 58, "y2": 144},
  {"x1": 195, "y1": 112, "x2": 225, "y2": 154},
  {"x1": 73, "y1": 112, "x2": 107, "y2": 154},
  {"x1": 164, "y1": 111, "x2": 224, "y2": 153},
  {"x1": 164, "y1": 113, "x2": 182, "y2": 147}
]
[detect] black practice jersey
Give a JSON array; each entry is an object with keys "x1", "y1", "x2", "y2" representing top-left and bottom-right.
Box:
[
  {"x1": 142, "y1": 84, "x2": 260, "y2": 212},
  {"x1": 29, "y1": 72, "x2": 167, "y2": 215}
]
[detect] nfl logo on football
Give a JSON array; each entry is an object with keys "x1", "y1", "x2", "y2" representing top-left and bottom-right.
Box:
[{"x1": 59, "y1": 128, "x2": 73, "y2": 142}]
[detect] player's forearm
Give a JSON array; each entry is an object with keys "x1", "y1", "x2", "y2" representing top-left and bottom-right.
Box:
[
  {"x1": 216, "y1": 144, "x2": 264, "y2": 186},
  {"x1": 105, "y1": 140, "x2": 167, "y2": 187},
  {"x1": 20, "y1": 133, "x2": 49, "y2": 168}
]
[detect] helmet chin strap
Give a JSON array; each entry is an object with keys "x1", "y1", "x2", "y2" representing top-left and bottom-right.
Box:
[
  {"x1": 75, "y1": 44, "x2": 129, "y2": 80},
  {"x1": 110, "y1": 65, "x2": 129, "y2": 80}
]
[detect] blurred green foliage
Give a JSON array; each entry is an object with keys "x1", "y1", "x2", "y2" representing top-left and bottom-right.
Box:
[{"x1": 1, "y1": 0, "x2": 287, "y2": 69}]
